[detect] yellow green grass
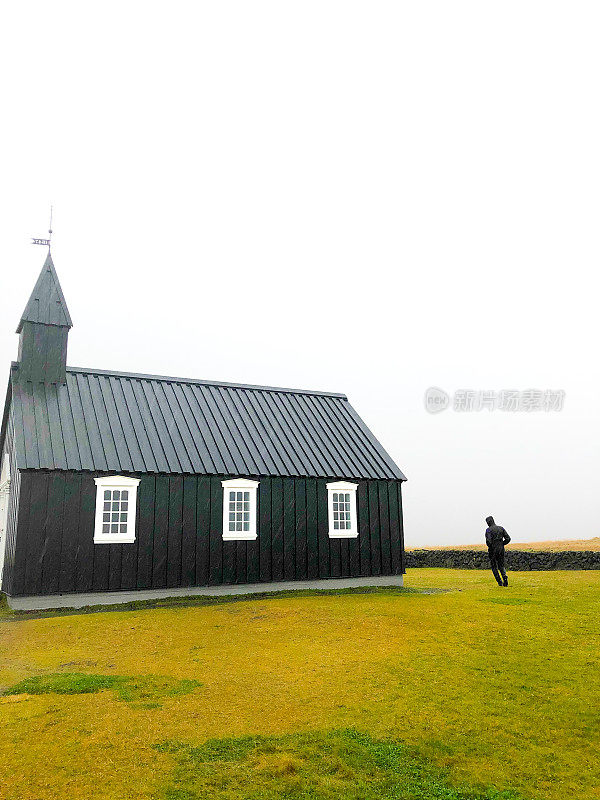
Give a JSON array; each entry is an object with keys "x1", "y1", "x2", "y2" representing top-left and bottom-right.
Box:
[{"x1": 1, "y1": 570, "x2": 599, "y2": 799}]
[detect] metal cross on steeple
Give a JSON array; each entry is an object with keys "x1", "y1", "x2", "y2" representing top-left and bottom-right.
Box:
[{"x1": 31, "y1": 206, "x2": 53, "y2": 248}]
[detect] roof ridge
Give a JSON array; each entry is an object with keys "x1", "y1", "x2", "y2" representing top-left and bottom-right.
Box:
[{"x1": 58, "y1": 364, "x2": 348, "y2": 399}]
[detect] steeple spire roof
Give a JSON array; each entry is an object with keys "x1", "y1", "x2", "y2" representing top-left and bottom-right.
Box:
[{"x1": 16, "y1": 252, "x2": 73, "y2": 333}]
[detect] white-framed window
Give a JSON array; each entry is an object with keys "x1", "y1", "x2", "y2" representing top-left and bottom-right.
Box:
[
  {"x1": 94, "y1": 475, "x2": 140, "y2": 544},
  {"x1": 221, "y1": 478, "x2": 259, "y2": 541},
  {"x1": 327, "y1": 481, "x2": 359, "y2": 538}
]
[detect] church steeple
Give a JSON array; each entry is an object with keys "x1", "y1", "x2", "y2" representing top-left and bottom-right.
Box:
[
  {"x1": 16, "y1": 253, "x2": 72, "y2": 384},
  {"x1": 17, "y1": 252, "x2": 72, "y2": 332}
]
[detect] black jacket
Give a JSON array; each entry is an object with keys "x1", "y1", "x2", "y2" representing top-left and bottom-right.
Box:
[{"x1": 485, "y1": 524, "x2": 511, "y2": 551}]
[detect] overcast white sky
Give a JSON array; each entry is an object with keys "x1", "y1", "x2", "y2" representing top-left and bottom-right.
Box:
[{"x1": 1, "y1": 2, "x2": 598, "y2": 546}]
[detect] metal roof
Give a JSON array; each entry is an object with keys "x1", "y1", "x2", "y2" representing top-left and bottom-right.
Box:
[
  {"x1": 8, "y1": 364, "x2": 406, "y2": 480},
  {"x1": 16, "y1": 252, "x2": 73, "y2": 333}
]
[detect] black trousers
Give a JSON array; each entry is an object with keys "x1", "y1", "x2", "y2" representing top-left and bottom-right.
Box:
[{"x1": 488, "y1": 548, "x2": 507, "y2": 585}]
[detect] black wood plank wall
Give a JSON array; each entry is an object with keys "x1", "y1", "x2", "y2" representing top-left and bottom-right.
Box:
[{"x1": 7, "y1": 473, "x2": 405, "y2": 596}]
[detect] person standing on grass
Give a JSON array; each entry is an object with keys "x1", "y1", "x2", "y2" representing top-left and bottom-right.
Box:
[{"x1": 485, "y1": 516, "x2": 511, "y2": 586}]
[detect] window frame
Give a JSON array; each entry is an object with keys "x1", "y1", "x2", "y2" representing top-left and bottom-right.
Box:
[
  {"x1": 221, "y1": 478, "x2": 259, "y2": 541},
  {"x1": 326, "y1": 481, "x2": 359, "y2": 538},
  {"x1": 94, "y1": 475, "x2": 140, "y2": 544}
]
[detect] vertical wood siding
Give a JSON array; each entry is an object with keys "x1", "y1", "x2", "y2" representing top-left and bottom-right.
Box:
[
  {"x1": 8, "y1": 473, "x2": 404, "y2": 596},
  {"x1": 17, "y1": 323, "x2": 69, "y2": 384}
]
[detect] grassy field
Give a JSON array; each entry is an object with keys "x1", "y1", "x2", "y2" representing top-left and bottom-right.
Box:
[{"x1": 1, "y1": 569, "x2": 599, "y2": 800}]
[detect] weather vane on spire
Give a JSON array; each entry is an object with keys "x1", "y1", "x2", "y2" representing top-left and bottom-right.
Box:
[{"x1": 31, "y1": 206, "x2": 53, "y2": 249}]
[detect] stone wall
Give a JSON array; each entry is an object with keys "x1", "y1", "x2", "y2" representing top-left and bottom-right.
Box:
[{"x1": 405, "y1": 549, "x2": 600, "y2": 570}]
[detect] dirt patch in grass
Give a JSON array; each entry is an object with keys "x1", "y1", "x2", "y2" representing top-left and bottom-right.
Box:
[
  {"x1": 2, "y1": 673, "x2": 201, "y2": 708},
  {"x1": 154, "y1": 728, "x2": 524, "y2": 799}
]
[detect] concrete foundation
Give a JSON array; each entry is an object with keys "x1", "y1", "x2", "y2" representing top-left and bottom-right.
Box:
[{"x1": 7, "y1": 574, "x2": 404, "y2": 611}]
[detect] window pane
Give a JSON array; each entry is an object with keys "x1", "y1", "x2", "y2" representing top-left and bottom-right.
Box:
[
  {"x1": 333, "y1": 493, "x2": 338, "y2": 502},
  {"x1": 103, "y1": 501, "x2": 111, "y2": 511},
  {"x1": 121, "y1": 502, "x2": 128, "y2": 512},
  {"x1": 103, "y1": 513, "x2": 110, "y2": 522},
  {"x1": 104, "y1": 490, "x2": 111, "y2": 500},
  {"x1": 120, "y1": 513, "x2": 128, "y2": 523},
  {"x1": 112, "y1": 513, "x2": 119, "y2": 522},
  {"x1": 121, "y1": 490, "x2": 128, "y2": 500},
  {"x1": 224, "y1": 486, "x2": 256, "y2": 536},
  {"x1": 111, "y1": 524, "x2": 118, "y2": 533},
  {"x1": 112, "y1": 502, "x2": 120, "y2": 511},
  {"x1": 113, "y1": 490, "x2": 120, "y2": 500},
  {"x1": 334, "y1": 521, "x2": 339, "y2": 529},
  {"x1": 102, "y1": 524, "x2": 110, "y2": 533},
  {"x1": 120, "y1": 524, "x2": 127, "y2": 533}
]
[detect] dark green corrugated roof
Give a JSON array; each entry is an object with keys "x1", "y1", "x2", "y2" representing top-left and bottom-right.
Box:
[
  {"x1": 8, "y1": 364, "x2": 406, "y2": 481},
  {"x1": 16, "y1": 252, "x2": 73, "y2": 332}
]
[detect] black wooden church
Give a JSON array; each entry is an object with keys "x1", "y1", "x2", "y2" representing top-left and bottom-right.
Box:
[{"x1": 0, "y1": 254, "x2": 406, "y2": 600}]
